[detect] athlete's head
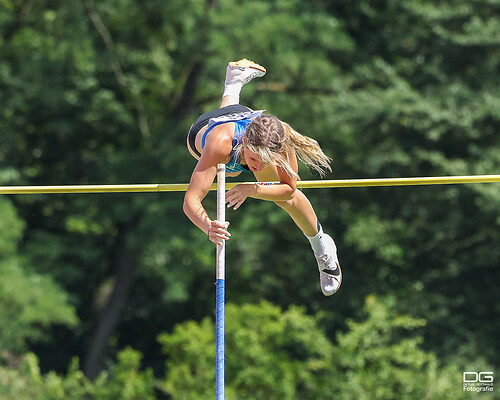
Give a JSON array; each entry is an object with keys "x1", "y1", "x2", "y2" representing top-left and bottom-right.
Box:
[
  {"x1": 241, "y1": 114, "x2": 332, "y2": 178},
  {"x1": 242, "y1": 115, "x2": 286, "y2": 172}
]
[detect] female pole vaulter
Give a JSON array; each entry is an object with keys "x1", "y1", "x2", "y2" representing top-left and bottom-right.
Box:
[{"x1": 184, "y1": 59, "x2": 342, "y2": 296}]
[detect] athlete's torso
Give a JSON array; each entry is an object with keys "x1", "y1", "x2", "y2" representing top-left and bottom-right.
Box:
[
  {"x1": 201, "y1": 119, "x2": 251, "y2": 173},
  {"x1": 199, "y1": 110, "x2": 264, "y2": 173}
]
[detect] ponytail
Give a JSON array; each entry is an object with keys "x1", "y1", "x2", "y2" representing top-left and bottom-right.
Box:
[{"x1": 281, "y1": 121, "x2": 332, "y2": 177}]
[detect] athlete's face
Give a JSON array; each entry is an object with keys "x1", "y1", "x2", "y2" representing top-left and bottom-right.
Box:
[{"x1": 243, "y1": 147, "x2": 265, "y2": 172}]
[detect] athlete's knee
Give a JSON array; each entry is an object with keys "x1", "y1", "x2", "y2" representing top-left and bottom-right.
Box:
[{"x1": 274, "y1": 199, "x2": 294, "y2": 210}]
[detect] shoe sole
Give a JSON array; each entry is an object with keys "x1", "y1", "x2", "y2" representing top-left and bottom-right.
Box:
[{"x1": 229, "y1": 58, "x2": 266, "y2": 73}]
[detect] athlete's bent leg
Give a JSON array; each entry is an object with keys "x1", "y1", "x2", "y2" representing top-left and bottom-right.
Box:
[
  {"x1": 253, "y1": 167, "x2": 342, "y2": 296},
  {"x1": 275, "y1": 192, "x2": 342, "y2": 296}
]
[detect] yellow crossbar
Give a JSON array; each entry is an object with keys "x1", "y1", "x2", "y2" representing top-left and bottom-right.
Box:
[{"x1": 0, "y1": 175, "x2": 499, "y2": 195}]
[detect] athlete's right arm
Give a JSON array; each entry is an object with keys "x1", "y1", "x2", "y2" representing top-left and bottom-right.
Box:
[{"x1": 183, "y1": 127, "x2": 233, "y2": 244}]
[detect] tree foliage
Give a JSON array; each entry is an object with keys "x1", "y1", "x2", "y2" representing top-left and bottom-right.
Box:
[
  {"x1": 0, "y1": 0, "x2": 498, "y2": 397},
  {"x1": 0, "y1": 348, "x2": 155, "y2": 400},
  {"x1": 0, "y1": 198, "x2": 77, "y2": 353},
  {"x1": 159, "y1": 297, "x2": 485, "y2": 400}
]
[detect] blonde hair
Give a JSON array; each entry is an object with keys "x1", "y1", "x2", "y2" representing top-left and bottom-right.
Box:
[{"x1": 241, "y1": 115, "x2": 332, "y2": 179}]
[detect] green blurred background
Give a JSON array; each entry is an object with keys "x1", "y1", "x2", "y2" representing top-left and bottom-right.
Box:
[{"x1": 0, "y1": 0, "x2": 499, "y2": 399}]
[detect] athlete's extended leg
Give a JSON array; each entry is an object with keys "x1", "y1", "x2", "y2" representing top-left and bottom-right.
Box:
[
  {"x1": 186, "y1": 59, "x2": 265, "y2": 158},
  {"x1": 220, "y1": 59, "x2": 266, "y2": 108}
]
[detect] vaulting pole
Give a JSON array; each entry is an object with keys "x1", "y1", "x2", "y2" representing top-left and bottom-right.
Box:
[{"x1": 215, "y1": 163, "x2": 226, "y2": 400}]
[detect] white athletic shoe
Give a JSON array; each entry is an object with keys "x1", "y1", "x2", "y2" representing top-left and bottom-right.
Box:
[
  {"x1": 315, "y1": 234, "x2": 342, "y2": 296},
  {"x1": 225, "y1": 58, "x2": 266, "y2": 86}
]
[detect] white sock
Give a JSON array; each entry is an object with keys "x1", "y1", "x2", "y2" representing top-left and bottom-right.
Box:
[
  {"x1": 222, "y1": 64, "x2": 244, "y2": 102},
  {"x1": 222, "y1": 83, "x2": 242, "y2": 102},
  {"x1": 306, "y1": 223, "x2": 330, "y2": 255}
]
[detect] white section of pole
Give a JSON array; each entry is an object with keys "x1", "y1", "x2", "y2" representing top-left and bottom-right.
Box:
[{"x1": 216, "y1": 164, "x2": 226, "y2": 280}]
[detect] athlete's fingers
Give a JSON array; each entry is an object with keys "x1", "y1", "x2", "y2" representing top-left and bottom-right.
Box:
[
  {"x1": 211, "y1": 220, "x2": 230, "y2": 230},
  {"x1": 225, "y1": 192, "x2": 237, "y2": 206},
  {"x1": 225, "y1": 188, "x2": 243, "y2": 206},
  {"x1": 226, "y1": 192, "x2": 246, "y2": 209},
  {"x1": 232, "y1": 198, "x2": 245, "y2": 210},
  {"x1": 209, "y1": 221, "x2": 231, "y2": 244},
  {"x1": 211, "y1": 228, "x2": 230, "y2": 239},
  {"x1": 209, "y1": 236, "x2": 225, "y2": 246},
  {"x1": 227, "y1": 198, "x2": 241, "y2": 208},
  {"x1": 208, "y1": 231, "x2": 230, "y2": 245}
]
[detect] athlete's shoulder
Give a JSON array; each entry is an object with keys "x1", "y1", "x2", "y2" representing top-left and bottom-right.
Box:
[{"x1": 203, "y1": 123, "x2": 235, "y2": 159}]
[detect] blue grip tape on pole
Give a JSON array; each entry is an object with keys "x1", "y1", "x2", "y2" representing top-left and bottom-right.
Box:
[{"x1": 216, "y1": 278, "x2": 225, "y2": 400}]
